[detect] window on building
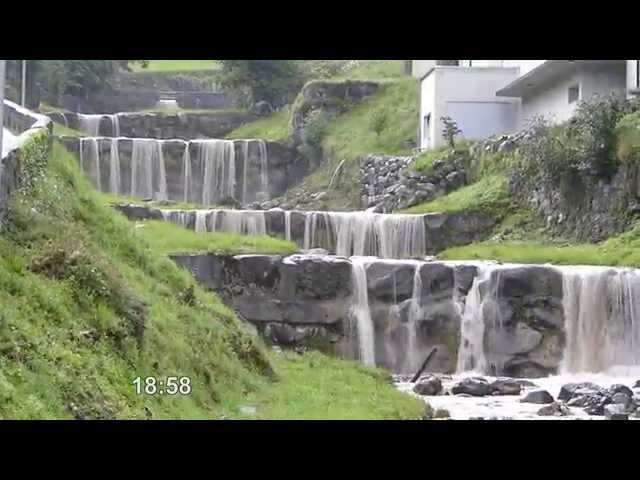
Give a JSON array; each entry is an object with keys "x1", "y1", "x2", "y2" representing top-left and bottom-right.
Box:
[{"x1": 568, "y1": 84, "x2": 580, "y2": 104}]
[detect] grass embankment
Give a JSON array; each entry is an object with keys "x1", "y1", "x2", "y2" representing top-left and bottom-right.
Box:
[
  {"x1": 53, "y1": 123, "x2": 86, "y2": 137},
  {"x1": 130, "y1": 60, "x2": 220, "y2": 73},
  {"x1": 237, "y1": 350, "x2": 428, "y2": 420},
  {"x1": 135, "y1": 221, "x2": 297, "y2": 256},
  {"x1": 401, "y1": 174, "x2": 509, "y2": 215},
  {"x1": 226, "y1": 108, "x2": 291, "y2": 142},
  {"x1": 283, "y1": 74, "x2": 419, "y2": 210},
  {"x1": 0, "y1": 141, "x2": 424, "y2": 419}
]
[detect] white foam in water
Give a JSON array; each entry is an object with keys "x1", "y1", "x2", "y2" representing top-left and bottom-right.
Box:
[
  {"x1": 350, "y1": 256, "x2": 377, "y2": 366},
  {"x1": 109, "y1": 138, "x2": 121, "y2": 194}
]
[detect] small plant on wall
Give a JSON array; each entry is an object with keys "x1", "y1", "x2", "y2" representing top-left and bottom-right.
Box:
[{"x1": 441, "y1": 116, "x2": 462, "y2": 149}]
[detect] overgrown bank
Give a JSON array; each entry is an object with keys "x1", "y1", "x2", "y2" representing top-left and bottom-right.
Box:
[{"x1": 0, "y1": 142, "x2": 426, "y2": 419}]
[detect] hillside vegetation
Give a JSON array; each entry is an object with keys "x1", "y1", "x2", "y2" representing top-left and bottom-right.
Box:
[{"x1": 0, "y1": 142, "x2": 426, "y2": 419}]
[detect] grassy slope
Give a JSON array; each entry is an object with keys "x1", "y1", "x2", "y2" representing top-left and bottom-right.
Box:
[
  {"x1": 283, "y1": 73, "x2": 418, "y2": 210},
  {"x1": 130, "y1": 60, "x2": 220, "y2": 73},
  {"x1": 135, "y1": 221, "x2": 297, "y2": 256},
  {"x1": 440, "y1": 220, "x2": 640, "y2": 268},
  {"x1": 0, "y1": 142, "x2": 424, "y2": 419},
  {"x1": 226, "y1": 108, "x2": 291, "y2": 141},
  {"x1": 401, "y1": 174, "x2": 509, "y2": 215}
]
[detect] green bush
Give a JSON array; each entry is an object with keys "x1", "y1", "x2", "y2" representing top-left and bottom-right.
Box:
[
  {"x1": 370, "y1": 109, "x2": 388, "y2": 138},
  {"x1": 615, "y1": 111, "x2": 640, "y2": 165}
]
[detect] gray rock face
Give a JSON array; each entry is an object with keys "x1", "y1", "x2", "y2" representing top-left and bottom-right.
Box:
[
  {"x1": 559, "y1": 382, "x2": 601, "y2": 401},
  {"x1": 604, "y1": 404, "x2": 629, "y2": 420},
  {"x1": 520, "y1": 389, "x2": 554, "y2": 404},
  {"x1": 452, "y1": 377, "x2": 491, "y2": 397},
  {"x1": 481, "y1": 266, "x2": 564, "y2": 378},
  {"x1": 489, "y1": 378, "x2": 522, "y2": 396},
  {"x1": 538, "y1": 402, "x2": 571, "y2": 417},
  {"x1": 413, "y1": 375, "x2": 443, "y2": 396}
]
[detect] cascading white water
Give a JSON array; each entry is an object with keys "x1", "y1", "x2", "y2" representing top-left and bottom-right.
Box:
[
  {"x1": 109, "y1": 138, "x2": 120, "y2": 194},
  {"x1": 196, "y1": 139, "x2": 236, "y2": 205},
  {"x1": 404, "y1": 262, "x2": 424, "y2": 373},
  {"x1": 456, "y1": 265, "x2": 494, "y2": 374},
  {"x1": 79, "y1": 137, "x2": 101, "y2": 190},
  {"x1": 241, "y1": 140, "x2": 250, "y2": 204},
  {"x1": 77, "y1": 113, "x2": 119, "y2": 137},
  {"x1": 77, "y1": 114, "x2": 103, "y2": 136},
  {"x1": 194, "y1": 210, "x2": 209, "y2": 233},
  {"x1": 284, "y1": 210, "x2": 292, "y2": 242},
  {"x1": 302, "y1": 211, "x2": 427, "y2": 258},
  {"x1": 258, "y1": 140, "x2": 269, "y2": 201},
  {"x1": 182, "y1": 144, "x2": 192, "y2": 203},
  {"x1": 350, "y1": 257, "x2": 376, "y2": 366},
  {"x1": 560, "y1": 266, "x2": 640, "y2": 374},
  {"x1": 131, "y1": 139, "x2": 165, "y2": 199},
  {"x1": 163, "y1": 208, "x2": 267, "y2": 236}
]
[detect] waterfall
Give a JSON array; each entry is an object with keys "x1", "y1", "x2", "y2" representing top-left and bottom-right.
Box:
[
  {"x1": 456, "y1": 265, "x2": 495, "y2": 374},
  {"x1": 182, "y1": 144, "x2": 192, "y2": 203},
  {"x1": 77, "y1": 114, "x2": 103, "y2": 136},
  {"x1": 350, "y1": 257, "x2": 376, "y2": 366},
  {"x1": 258, "y1": 140, "x2": 269, "y2": 201},
  {"x1": 77, "y1": 113, "x2": 119, "y2": 137},
  {"x1": 131, "y1": 139, "x2": 165, "y2": 200},
  {"x1": 241, "y1": 140, "x2": 250, "y2": 204},
  {"x1": 284, "y1": 210, "x2": 292, "y2": 242},
  {"x1": 197, "y1": 139, "x2": 236, "y2": 205},
  {"x1": 303, "y1": 211, "x2": 427, "y2": 258},
  {"x1": 79, "y1": 137, "x2": 101, "y2": 190},
  {"x1": 403, "y1": 262, "x2": 424, "y2": 373},
  {"x1": 195, "y1": 210, "x2": 209, "y2": 233},
  {"x1": 109, "y1": 138, "x2": 120, "y2": 194},
  {"x1": 560, "y1": 266, "x2": 640, "y2": 374}
]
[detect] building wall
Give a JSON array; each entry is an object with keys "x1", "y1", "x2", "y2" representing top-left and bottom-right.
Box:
[
  {"x1": 627, "y1": 60, "x2": 640, "y2": 96},
  {"x1": 502, "y1": 60, "x2": 546, "y2": 76},
  {"x1": 519, "y1": 65, "x2": 627, "y2": 128},
  {"x1": 420, "y1": 67, "x2": 520, "y2": 148},
  {"x1": 412, "y1": 60, "x2": 436, "y2": 79}
]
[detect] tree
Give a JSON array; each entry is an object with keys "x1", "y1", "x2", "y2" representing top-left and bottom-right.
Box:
[
  {"x1": 38, "y1": 60, "x2": 118, "y2": 101},
  {"x1": 215, "y1": 60, "x2": 303, "y2": 108}
]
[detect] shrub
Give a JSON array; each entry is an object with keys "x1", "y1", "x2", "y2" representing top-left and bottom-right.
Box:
[
  {"x1": 615, "y1": 111, "x2": 640, "y2": 165},
  {"x1": 370, "y1": 109, "x2": 388, "y2": 138},
  {"x1": 302, "y1": 109, "x2": 330, "y2": 148},
  {"x1": 441, "y1": 116, "x2": 462, "y2": 149}
]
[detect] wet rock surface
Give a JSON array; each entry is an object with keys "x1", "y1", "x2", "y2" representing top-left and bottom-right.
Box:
[
  {"x1": 537, "y1": 402, "x2": 570, "y2": 417},
  {"x1": 413, "y1": 375, "x2": 443, "y2": 396},
  {"x1": 452, "y1": 377, "x2": 491, "y2": 397},
  {"x1": 520, "y1": 389, "x2": 554, "y2": 404}
]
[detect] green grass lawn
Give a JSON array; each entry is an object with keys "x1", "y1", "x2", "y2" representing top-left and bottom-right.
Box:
[
  {"x1": 102, "y1": 193, "x2": 213, "y2": 211},
  {"x1": 440, "y1": 222, "x2": 640, "y2": 268},
  {"x1": 235, "y1": 350, "x2": 428, "y2": 420},
  {"x1": 130, "y1": 60, "x2": 220, "y2": 73},
  {"x1": 329, "y1": 60, "x2": 406, "y2": 81},
  {"x1": 134, "y1": 220, "x2": 298, "y2": 256},
  {"x1": 53, "y1": 122, "x2": 86, "y2": 137},
  {"x1": 226, "y1": 108, "x2": 291, "y2": 141},
  {"x1": 401, "y1": 174, "x2": 509, "y2": 215}
]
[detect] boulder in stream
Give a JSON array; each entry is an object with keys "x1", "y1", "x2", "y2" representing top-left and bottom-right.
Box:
[
  {"x1": 520, "y1": 389, "x2": 554, "y2": 404},
  {"x1": 451, "y1": 377, "x2": 491, "y2": 397},
  {"x1": 413, "y1": 375, "x2": 443, "y2": 396},
  {"x1": 537, "y1": 402, "x2": 571, "y2": 417},
  {"x1": 489, "y1": 378, "x2": 522, "y2": 396}
]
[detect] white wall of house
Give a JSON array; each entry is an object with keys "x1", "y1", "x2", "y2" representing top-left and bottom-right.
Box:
[
  {"x1": 519, "y1": 64, "x2": 627, "y2": 128},
  {"x1": 420, "y1": 67, "x2": 520, "y2": 149},
  {"x1": 503, "y1": 60, "x2": 546, "y2": 76},
  {"x1": 411, "y1": 60, "x2": 436, "y2": 79}
]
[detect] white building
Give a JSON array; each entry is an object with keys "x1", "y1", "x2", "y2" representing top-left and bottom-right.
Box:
[{"x1": 415, "y1": 60, "x2": 640, "y2": 150}]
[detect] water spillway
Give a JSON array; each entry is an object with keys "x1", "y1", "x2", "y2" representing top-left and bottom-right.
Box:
[
  {"x1": 160, "y1": 207, "x2": 434, "y2": 259},
  {"x1": 76, "y1": 137, "x2": 270, "y2": 205},
  {"x1": 169, "y1": 252, "x2": 640, "y2": 378}
]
